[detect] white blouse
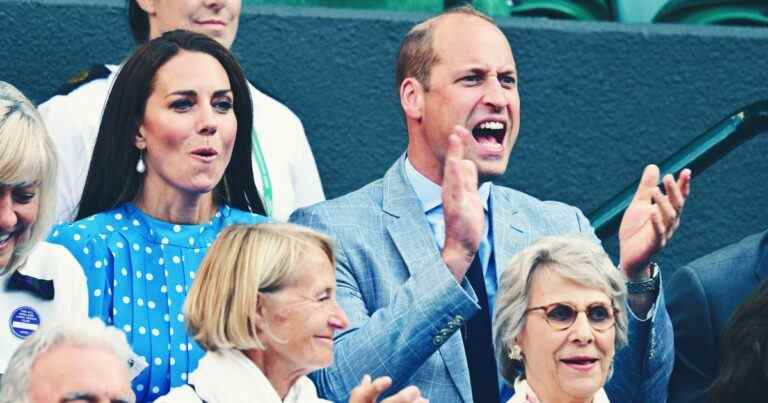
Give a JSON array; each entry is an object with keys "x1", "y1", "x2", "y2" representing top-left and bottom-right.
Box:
[
  {"x1": 156, "y1": 349, "x2": 329, "y2": 403},
  {"x1": 506, "y1": 377, "x2": 611, "y2": 403}
]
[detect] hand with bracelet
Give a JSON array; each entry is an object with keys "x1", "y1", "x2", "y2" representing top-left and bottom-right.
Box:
[{"x1": 618, "y1": 164, "x2": 692, "y2": 316}]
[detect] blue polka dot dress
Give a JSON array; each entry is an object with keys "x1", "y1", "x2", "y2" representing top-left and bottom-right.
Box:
[{"x1": 48, "y1": 203, "x2": 268, "y2": 402}]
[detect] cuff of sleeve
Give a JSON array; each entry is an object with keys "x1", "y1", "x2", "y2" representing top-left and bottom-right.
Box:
[
  {"x1": 628, "y1": 301, "x2": 657, "y2": 322},
  {"x1": 626, "y1": 272, "x2": 665, "y2": 322}
]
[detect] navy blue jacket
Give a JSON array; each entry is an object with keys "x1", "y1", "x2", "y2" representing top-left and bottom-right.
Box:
[{"x1": 667, "y1": 230, "x2": 768, "y2": 403}]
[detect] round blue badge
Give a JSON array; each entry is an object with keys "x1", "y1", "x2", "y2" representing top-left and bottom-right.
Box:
[{"x1": 9, "y1": 306, "x2": 41, "y2": 339}]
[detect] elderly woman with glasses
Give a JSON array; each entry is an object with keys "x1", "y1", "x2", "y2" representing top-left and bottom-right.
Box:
[{"x1": 493, "y1": 235, "x2": 628, "y2": 403}]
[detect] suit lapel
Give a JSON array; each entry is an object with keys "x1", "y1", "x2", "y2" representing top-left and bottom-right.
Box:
[
  {"x1": 490, "y1": 186, "x2": 528, "y2": 285},
  {"x1": 383, "y1": 156, "x2": 444, "y2": 277},
  {"x1": 382, "y1": 156, "x2": 473, "y2": 403}
]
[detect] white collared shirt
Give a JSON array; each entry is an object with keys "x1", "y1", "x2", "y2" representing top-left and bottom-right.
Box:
[
  {"x1": 506, "y1": 377, "x2": 611, "y2": 403},
  {"x1": 157, "y1": 349, "x2": 329, "y2": 403}
]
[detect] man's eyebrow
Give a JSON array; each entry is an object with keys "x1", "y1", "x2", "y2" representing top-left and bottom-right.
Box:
[{"x1": 459, "y1": 66, "x2": 517, "y2": 75}]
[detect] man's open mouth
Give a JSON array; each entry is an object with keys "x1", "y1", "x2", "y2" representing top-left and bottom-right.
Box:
[{"x1": 471, "y1": 120, "x2": 506, "y2": 153}]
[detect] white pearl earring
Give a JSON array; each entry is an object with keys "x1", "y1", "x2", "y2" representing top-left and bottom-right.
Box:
[{"x1": 136, "y1": 151, "x2": 146, "y2": 174}]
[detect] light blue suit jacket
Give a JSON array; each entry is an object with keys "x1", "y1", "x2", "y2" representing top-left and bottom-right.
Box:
[{"x1": 291, "y1": 156, "x2": 673, "y2": 403}]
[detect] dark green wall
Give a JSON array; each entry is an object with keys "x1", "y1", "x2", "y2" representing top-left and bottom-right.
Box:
[{"x1": 1, "y1": 0, "x2": 767, "y2": 276}]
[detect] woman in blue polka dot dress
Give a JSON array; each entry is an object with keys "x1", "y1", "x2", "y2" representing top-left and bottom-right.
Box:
[{"x1": 48, "y1": 31, "x2": 269, "y2": 402}]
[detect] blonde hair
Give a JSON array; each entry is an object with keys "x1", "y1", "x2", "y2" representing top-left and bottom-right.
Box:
[
  {"x1": 0, "y1": 82, "x2": 57, "y2": 275},
  {"x1": 185, "y1": 223, "x2": 335, "y2": 352}
]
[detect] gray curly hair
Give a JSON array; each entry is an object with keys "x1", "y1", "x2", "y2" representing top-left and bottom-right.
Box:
[{"x1": 492, "y1": 235, "x2": 628, "y2": 385}]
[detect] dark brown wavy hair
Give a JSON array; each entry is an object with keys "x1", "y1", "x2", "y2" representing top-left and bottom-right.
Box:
[
  {"x1": 708, "y1": 279, "x2": 768, "y2": 402},
  {"x1": 77, "y1": 29, "x2": 265, "y2": 219}
]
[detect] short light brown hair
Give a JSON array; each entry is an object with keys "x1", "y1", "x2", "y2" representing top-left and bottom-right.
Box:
[
  {"x1": 0, "y1": 82, "x2": 57, "y2": 275},
  {"x1": 395, "y1": 5, "x2": 494, "y2": 92},
  {"x1": 184, "y1": 223, "x2": 335, "y2": 352}
]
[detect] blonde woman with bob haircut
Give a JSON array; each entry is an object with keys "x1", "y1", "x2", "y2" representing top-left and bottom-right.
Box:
[
  {"x1": 493, "y1": 235, "x2": 629, "y2": 403},
  {"x1": 0, "y1": 81, "x2": 87, "y2": 377},
  {"x1": 157, "y1": 223, "x2": 427, "y2": 403}
]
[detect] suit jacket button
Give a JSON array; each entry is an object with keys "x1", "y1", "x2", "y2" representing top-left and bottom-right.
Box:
[{"x1": 433, "y1": 335, "x2": 444, "y2": 345}]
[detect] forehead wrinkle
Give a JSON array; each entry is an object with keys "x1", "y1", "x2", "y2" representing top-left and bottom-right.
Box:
[
  {"x1": 431, "y1": 20, "x2": 513, "y2": 71},
  {"x1": 529, "y1": 265, "x2": 610, "y2": 303}
]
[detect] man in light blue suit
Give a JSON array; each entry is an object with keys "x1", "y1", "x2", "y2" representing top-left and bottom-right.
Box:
[{"x1": 291, "y1": 6, "x2": 690, "y2": 403}]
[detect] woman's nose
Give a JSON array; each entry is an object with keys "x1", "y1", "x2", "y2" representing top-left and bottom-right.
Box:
[
  {"x1": 196, "y1": 105, "x2": 218, "y2": 136},
  {"x1": 569, "y1": 312, "x2": 595, "y2": 344},
  {"x1": 0, "y1": 192, "x2": 18, "y2": 232},
  {"x1": 328, "y1": 302, "x2": 349, "y2": 331}
]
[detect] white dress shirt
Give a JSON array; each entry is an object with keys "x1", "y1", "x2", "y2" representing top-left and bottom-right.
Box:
[{"x1": 156, "y1": 349, "x2": 329, "y2": 403}]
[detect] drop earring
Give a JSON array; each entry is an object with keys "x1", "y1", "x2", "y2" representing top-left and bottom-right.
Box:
[{"x1": 136, "y1": 151, "x2": 146, "y2": 174}]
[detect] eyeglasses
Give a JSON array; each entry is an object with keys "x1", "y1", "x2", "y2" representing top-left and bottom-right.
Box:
[{"x1": 524, "y1": 302, "x2": 618, "y2": 331}]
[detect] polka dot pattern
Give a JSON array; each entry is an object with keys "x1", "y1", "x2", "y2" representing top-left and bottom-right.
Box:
[{"x1": 48, "y1": 202, "x2": 268, "y2": 401}]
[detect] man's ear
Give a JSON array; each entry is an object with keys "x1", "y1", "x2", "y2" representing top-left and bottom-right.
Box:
[
  {"x1": 134, "y1": 0, "x2": 156, "y2": 15},
  {"x1": 400, "y1": 77, "x2": 425, "y2": 121}
]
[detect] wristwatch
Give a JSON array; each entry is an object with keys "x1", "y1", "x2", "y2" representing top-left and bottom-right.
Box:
[{"x1": 626, "y1": 262, "x2": 660, "y2": 294}]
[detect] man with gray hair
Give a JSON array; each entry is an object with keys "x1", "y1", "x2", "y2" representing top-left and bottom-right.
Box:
[{"x1": 0, "y1": 318, "x2": 144, "y2": 403}]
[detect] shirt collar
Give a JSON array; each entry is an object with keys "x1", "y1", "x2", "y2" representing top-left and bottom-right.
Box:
[{"x1": 405, "y1": 157, "x2": 491, "y2": 214}]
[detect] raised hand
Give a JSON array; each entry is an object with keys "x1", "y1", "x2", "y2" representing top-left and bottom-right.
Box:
[
  {"x1": 348, "y1": 375, "x2": 428, "y2": 403},
  {"x1": 618, "y1": 164, "x2": 692, "y2": 279},
  {"x1": 441, "y1": 126, "x2": 484, "y2": 282}
]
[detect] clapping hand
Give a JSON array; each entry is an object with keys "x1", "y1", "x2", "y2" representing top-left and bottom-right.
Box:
[
  {"x1": 618, "y1": 164, "x2": 692, "y2": 279},
  {"x1": 349, "y1": 375, "x2": 428, "y2": 403},
  {"x1": 441, "y1": 126, "x2": 484, "y2": 282}
]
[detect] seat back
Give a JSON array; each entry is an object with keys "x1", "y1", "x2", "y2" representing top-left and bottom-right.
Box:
[
  {"x1": 654, "y1": 0, "x2": 768, "y2": 26},
  {"x1": 243, "y1": 0, "x2": 444, "y2": 13},
  {"x1": 507, "y1": 0, "x2": 613, "y2": 20}
]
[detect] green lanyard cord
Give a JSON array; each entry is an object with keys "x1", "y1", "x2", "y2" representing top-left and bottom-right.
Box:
[{"x1": 251, "y1": 127, "x2": 273, "y2": 216}]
